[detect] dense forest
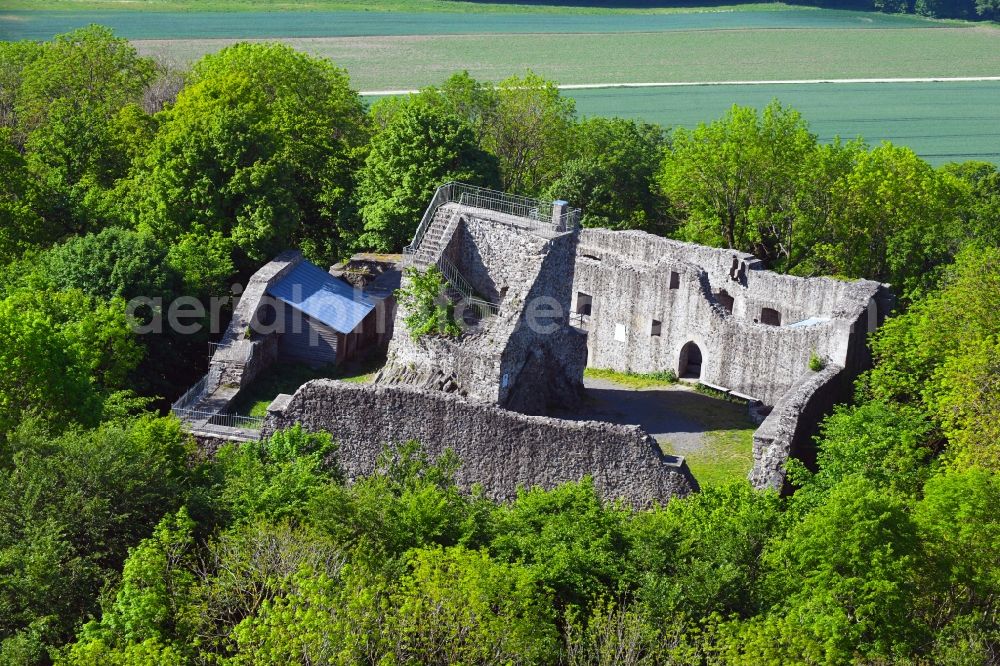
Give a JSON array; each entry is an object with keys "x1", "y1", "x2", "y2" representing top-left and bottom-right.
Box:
[{"x1": 0, "y1": 25, "x2": 999, "y2": 665}]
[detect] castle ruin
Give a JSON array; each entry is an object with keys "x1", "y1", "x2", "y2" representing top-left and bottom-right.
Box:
[{"x1": 192, "y1": 183, "x2": 892, "y2": 504}]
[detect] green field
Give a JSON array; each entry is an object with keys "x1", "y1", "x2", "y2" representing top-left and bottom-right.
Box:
[
  {"x1": 129, "y1": 27, "x2": 1000, "y2": 86},
  {"x1": 0, "y1": 0, "x2": 949, "y2": 15},
  {"x1": 5, "y1": 3, "x2": 998, "y2": 164},
  {"x1": 0, "y1": 7, "x2": 954, "y2": 40},
  {"x1": 568, "y1": 81, "x2": 1000, "y2": 164}
]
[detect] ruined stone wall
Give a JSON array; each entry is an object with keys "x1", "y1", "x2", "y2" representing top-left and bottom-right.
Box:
[
  {"x1": 262, "y1": 380, "x2": 697, "y2": 508},
  {"x1": 749, "y1": 363, "x2": 852, "y2": 491},
  {"x1": 573, "y1": 229, "x2": 888, "y2": 405},
  {"x1": 380, "y1": 216, "x2": 586, "y2": 414}
]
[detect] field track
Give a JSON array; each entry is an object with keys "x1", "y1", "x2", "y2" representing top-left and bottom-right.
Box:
[{"x1": 364, "y1": 76, "x2": 1000, "y2": 95}]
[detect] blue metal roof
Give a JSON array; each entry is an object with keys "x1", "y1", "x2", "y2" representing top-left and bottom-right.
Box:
[{"x1": 267, "y1": 260, "x2": 376, "y2": 334}]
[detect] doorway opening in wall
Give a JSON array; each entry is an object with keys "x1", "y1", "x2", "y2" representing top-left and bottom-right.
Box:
[
  {"x1": 576, "y1": 292, "x2": 593, "y2": 316},
  {"x1": 679, "y1": 341, "x2": 703, "y2": 379}
]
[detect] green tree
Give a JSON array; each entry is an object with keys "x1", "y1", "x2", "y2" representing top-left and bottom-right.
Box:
[
  {"x1": 212, "y1": 426, "x2": 339, "y2": 526},
  {"x1": 810, "y1": 142, "x2": 965, "y2": 298},
  {"x1": 865, "y1": 245, "x2": 1000, "y2": 468},
  {"x1": 788, "y1": 400, "x2": 937, "y2": 505},
  {"x1": 0, "y1": 40, "x2": 42, "y2": 136},
  {"x1": 39, "y1": 227, "x2": 176, "y2": 302},
  {"x1": 355, "y1": 99, "x2": 498, "y2": 251},
  {"x1": 627, "y1": 482, "x2": 783, "y2": 624},
  {"x1": 659, "y1": 101, "x2": 817, "y2": 265},
  {"x1": 915, "y1": 468, "x2": 1000, "y2": 663},
  {"x1": 14, "y1": 26, "x2": 156, "y2": 236},
  {"x1": 0, "y1": 288, "x2": 142, "y2": 435},
  {"x1": 0, "y1": 129, "x2": 53, "y2": 264},
  {"x1": 485, "y1": 72, "x2": 576, "y2": 195},
  {"x1": 491, "y1": 479, "x2": 630, "y2": 611},
  {"x1": 311, "y1": 441, "x2": 491, "y2": 564},
  {"x1": 134, "y1": 42, "x2": 368, "y2": 263},
  {"x1": 0, "y1": 416, "x2": 193, "y2": 656},
  {"x1": 547, "y1": 117, "x2": 668, "y2": 232},
  {"x1": 391, "y1": 545, "x2": 560, "y2": 664},
  {"x1": 940, "y1": 160, "x2": 1000, "y2": 248},
  {"x1": 738, "y1": 478, "x2": 924, "y2": 663},
  {"x1": 15, "y1": 25, "x2": 153, "y2": 137}
]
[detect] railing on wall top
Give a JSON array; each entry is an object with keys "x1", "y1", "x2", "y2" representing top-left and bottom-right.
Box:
[
  {"x1": 403, "y1": 182, "x2": 580, "y2": 260},
  {"x1": 171, "y1": 408, "x2": 265, "y2": 432},
  {"x1": 437, "y1": 255, "x2": 501, "y2": 319},
  {"x1": 208, "y1": 339, "x2": 259, "y2": 364},
  {"x1": 171, "y1": 373, "x2": 208, "y2": 411}
]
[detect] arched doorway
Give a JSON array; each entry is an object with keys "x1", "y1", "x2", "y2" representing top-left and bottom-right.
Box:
[{"x1": 679, "y1": 341, "x2": 703, "y2": 379}]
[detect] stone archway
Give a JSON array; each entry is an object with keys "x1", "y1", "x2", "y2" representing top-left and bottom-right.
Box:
[{"x1": 678, "y1": 341, "x2": 703, "y2": 379}]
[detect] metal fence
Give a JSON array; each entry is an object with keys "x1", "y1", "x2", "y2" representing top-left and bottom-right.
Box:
[
  {"x1": 404, "y1": 182, "x2": 580, "y2": 258},
  {"x1": 456, "y1": 184, "x2": 580, "y2": 233},
  {"x1": 171, "y1": 407, "x2": 264, "y2": 431},
  {"x1": 208, "y1": 340, "x2": 259, "y2": 363},
  {"x1": 437, "y1": 255, "x2": 501, "y2": 319},
  {"x1": 171, "y1": 374, "x2": 208, "y2": 411}
]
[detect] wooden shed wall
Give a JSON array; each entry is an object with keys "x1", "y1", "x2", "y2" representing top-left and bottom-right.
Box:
[{"x1": 278, "y1": 302, "x2": 339, "y2": 366}]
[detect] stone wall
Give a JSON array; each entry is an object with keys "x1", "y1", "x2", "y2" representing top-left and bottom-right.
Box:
[
  {"x1": 262, "y1": 380, "x2": 698, "y2": 508},
  {"x1": 379, "y1": 214, "x2": 586, "y2": 414},
  {"x1": 749, "y1": 363, "x2": 852, "y2": 491},
  {"x1": 572, "y1": 229, "x2": 890, "y2": 405}
]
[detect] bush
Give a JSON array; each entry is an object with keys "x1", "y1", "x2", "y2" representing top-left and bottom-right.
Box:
[
  {"x1": 396, "y1": 266, "x2": 461, "y2": 340},
  {"x1": 809, "y1": 352, "x2": 826, "y2": 372}
]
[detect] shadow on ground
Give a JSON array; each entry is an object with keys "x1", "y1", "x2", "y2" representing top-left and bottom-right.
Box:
[{"x1": 557, "y1": 376, "x2": 757, "y2": 486}]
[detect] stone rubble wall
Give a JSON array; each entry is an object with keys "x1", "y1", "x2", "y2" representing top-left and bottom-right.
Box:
[
  {"x1": 749, "y1": 363, "x2": 851, "y2": 491},
  {"x1": 379, "y1": 214, "x2": 586, "y2": 414},
  {"x1": 206, "y1": 251, "x2": 303, "y2": 395},
  {"x1": 262, "y1": 380, "x2": 698, "y2": 508},
  {"x1": 572, "y1": 229, "x2": 890, "y2": 406}
]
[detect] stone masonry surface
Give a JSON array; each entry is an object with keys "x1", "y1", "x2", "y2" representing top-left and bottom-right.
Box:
[{"x1": 263, "y1": 380, "x2": 698, "y2": 508}]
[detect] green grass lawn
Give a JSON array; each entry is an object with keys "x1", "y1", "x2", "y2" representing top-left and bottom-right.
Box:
[
  {"x1": 584, "y1": 367, "x2": 678, "y2": 389},
  {"x1": 228, "y1": 355, "x2": 382, "y2": 417},
  {"x1": 656, "y1": 390, "x2": 757, "y2": 488}
]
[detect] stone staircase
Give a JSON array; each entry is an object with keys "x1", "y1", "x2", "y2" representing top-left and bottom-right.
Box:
[{"x1": 411, "y1": 206, "x2": 458, "y2": 267}]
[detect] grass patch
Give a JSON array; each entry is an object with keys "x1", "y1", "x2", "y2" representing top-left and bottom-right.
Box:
[
  {"x1": 658, "y1": 385, "x2": 757, "y2": 487},
  {"x1": 680, "y1": 428, "x2": 755, "y2": 489},
  {"x1": 228, "y1": 353, "x2": 384, "y2": 417},
  {"x1": 585, "y1": 367, "x2": 678, "y2": 389}
]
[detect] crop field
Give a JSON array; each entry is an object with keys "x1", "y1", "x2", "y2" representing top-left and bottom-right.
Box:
[
  {"x1": 4, "y1": 3, "x2": 999, "y2": 164},
  {"x1": 568, "y1": 81, "x2": 1000, "y2": 164},
  {"x1": 0, "y1": 7, "x2": 953, "y2": 41},
  {"x1": 123, "y1": 27, "x2": 1000, "y2": 89}
]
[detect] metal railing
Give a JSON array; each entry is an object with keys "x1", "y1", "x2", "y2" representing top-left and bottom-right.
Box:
[
  {"x1": 437, "y1": 255, "x2": 501, "y2": 319},
  {"x1": 569, "y1": 312, "x2": 591, "y2": 330},
  {"x1": 171, "y1": 374, "x2": 208, "y2": 411},
  {"x1": 402, "y1": 202, "x2": 464, "y2": 268},
  {"x1": 404, "y1": 182, "x2": 580, "y2": 259},
  {"x1": 171, "y1": 408, "x2": 265, "y2": 431},
  {"x1": 208, "y1": 340, "x2": 259, "y2": 363},
  {"x1": 456, "y1": 184, "x2": 580, "y2": 233},
  {"x1": 404, "y1": 182, "x2": 456, "y2": 259}
]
